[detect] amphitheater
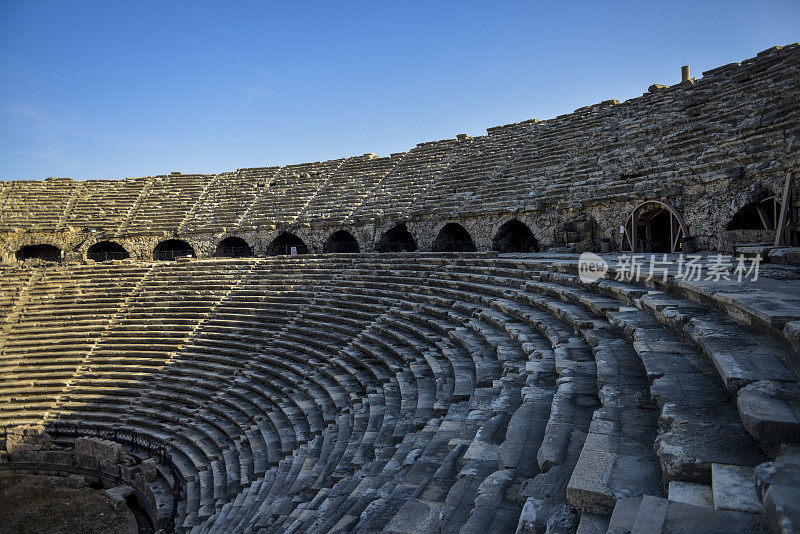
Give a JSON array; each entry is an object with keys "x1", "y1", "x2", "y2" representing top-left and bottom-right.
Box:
[{"x1": 1, "y1": 44, "x2": 799, "y2": 533}]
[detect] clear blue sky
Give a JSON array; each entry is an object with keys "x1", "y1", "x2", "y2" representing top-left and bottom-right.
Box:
[{"x1": 1, "y1": 0, "x2": 798, "y2": 180}]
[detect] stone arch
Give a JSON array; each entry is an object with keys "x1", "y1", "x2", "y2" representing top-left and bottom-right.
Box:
[
  {"x1": 16, "y1": 243, "x2": 62, "y2": 262},
  {"x1": 153, "y1": 239, "x2": 195, "y2": 261},
  {"x1": 376, "y1": 223, "x2": 417, "y2": 253},
  {"x1": 727, "y1": 196, "x2": 780, "y2": 231},
  {"x1": 492, "y1": 219, "x2": 539, "y2": 253},
  {"x1": 433, "y1": 223, "x2": 476, "y2": 252},
  {"x1": 214, "y1": 236, "x2": 253, "y2": 258},
  {"x1": 87, "y1": 241, "x2": 130, "y2": 262},
  {"x1": 553, "y1": 216, "x2": 597, "y2": 251},
  {"x1": 324, "y1": 230, "x2": 360, "y2": 253},
  {"x1": 6, "y1": 233, "x2": 70, "y2": 257},
  {"x1": 621, "y1": 200, "x2": 689, "y2": 253},
  {"x1": 268, "y1": 232, "x2": 308, "y2": 256}
]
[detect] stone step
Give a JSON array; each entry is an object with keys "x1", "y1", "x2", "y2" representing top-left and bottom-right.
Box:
[
  {"x1": 737, "y1": 380, "x2": 800, "y2": 457},
  {"x1": 608, "y1": 495, "x2": 767, "y2": 534},
  {"x1": 754, "y1": 448, "x2": 800, "y2": 534}
]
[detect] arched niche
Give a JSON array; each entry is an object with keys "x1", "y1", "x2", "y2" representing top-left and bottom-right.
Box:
[
  {"x1": 727, "y1": 196, "x2": 780, "y2": 231},
  {"x1": 153, "y1": 239, "x2": 195, "y2": 261},
  {"x1": 87, "y1": 241, "x2": 130, "y2": 262},
  {"x1": 492, "y1": 220, "x2": 539, "y2": 253},
  {"x1": 214, "y1": 236, "x2": 253, "y2": 258},
  {"x1": 621, "y1": 201, "x2": 689, "y2": 253},
  {"x1": 268, "y1": 233, "x2": 308, "y2": 256},
  {"x1": 16, "y1": 244, "x2": 62, "y2": 262},
  {"x1": 376, "y1": 224, "x2": 417, "y2": 253},
  {"x1": 324, "y1": 230, "x2": 360, "y2": 253},
  {"x1": 433, "y1": 223, "x2": 476, "y2": 252}
]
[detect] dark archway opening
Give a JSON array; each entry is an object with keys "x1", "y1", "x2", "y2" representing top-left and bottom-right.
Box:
[
  {"x1": 87, "y1": 241, "x2": 130, "y2": 262},
  {"x1": 214, "y1": 236, "x2": 253, "y2": 258},
  {"x1": 433, "y1": 223, "x2": 476, "y2": 252},
  {"x1": 376, "y1": 224, "x2": 417, "y2": 252},
  {"x1": 492, "y1": 220, "x2": 539, "y2": 253},
  {"x1": 153, "y1": 239, "x2": 195, "y2": 261},
  {"x1": 16, "y1": 244, "x2": 62, "y2": 262},
  {"x1": 727, "y1": 197, "x2": 779, "y2": 230},
  {"x1": 622, "y1": 202, "x2": 688, "y2": 253},
  {"x1": 644, "y1": 209, "x2": 673, "y2": 253},
  {"x1": 268, "y1": 233, "x2": 308, "y2": 256},
  {"x1": 324, "y1": 230, "x2": 360, "y2": 253}
]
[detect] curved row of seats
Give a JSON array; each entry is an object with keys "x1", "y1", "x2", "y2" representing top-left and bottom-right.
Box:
[{"x1": 0, "y1": 254, "x2": 797, "y2": 533}]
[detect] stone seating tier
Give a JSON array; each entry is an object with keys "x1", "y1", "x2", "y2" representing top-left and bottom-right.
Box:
[
  {"x1": 2, "y1": 46, "x2": 798, "y2": 240},
  {"x1": 0, "y1": 254, "x2": 797, "y2": 533}
]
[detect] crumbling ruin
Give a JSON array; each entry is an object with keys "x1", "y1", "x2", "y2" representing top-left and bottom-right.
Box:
[{"x1": 0, "y1": 45, "x2": 799, "y2": 533}]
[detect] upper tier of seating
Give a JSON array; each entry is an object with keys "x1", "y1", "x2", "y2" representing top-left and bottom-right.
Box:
[
  {"x1": 121, "y1": 174, "x2": 215, "y2": 235},
  {"x1": 238, "y1": 160, "x2": 347, "y2": 229},
  {"x1": 298, "y1": 153, "x2": 404, "y2": 223},
  {"x1": 464, "y1": 46, "x2": 800, "y2": 213},
  {"x1": 2, "y1": 45, "x2": 797, "y2": 237},
  {"x1": 0, "y1": 178, "x2": 76, "y2": 231},
  {"x1": 64, "y1": 177, "x2": 149, "y2": 232},
  {"x1": 1, "y1": 253, "x2": 797, "y2": 533}
]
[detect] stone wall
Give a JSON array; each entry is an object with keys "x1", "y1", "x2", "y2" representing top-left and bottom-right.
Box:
[
  {"x1": 1, "y1": 44, "x2": 798, "y2": 261},
  {"x1": 3, "y1": 431, "x2": 165, "y2": 530}
]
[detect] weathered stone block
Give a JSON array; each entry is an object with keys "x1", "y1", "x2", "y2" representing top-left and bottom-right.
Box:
[
  {"x1": 711, "y1": 464, "x2": 762, "y2": 514},
  {"x1": 75, "y1": 437, "x2": 124, "y2": 465},
  {"x1": 140, "y1": 457, "x2": 158, "y2": 482},
  {"x1": 5, "y1": 424, "x2": 52, "y2": 454}
]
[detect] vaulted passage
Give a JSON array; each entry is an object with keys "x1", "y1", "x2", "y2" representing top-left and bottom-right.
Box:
[
  {"x1": 214, "y1": 236, "x2": 253, "y2": 258},
  {"x1": 622, "y1": 201, "x2": 688, "y2": 253},
  {"x1": 87, "y1": 241, "x2": 130, "y2": 262},
  {"x1": 727, "y1": 197, "x2": 779, "y2": 230},
  {"x1": 324, "y1": 230, "x2": 359, "y2": 253},
  {"x1": 433, "y1": 223, "x2": 476, "y2": 252},
  {"x1": 645, "y1": 210, "x2": 672, "y2": 252},
  {"x1": 15, "y1": 244, "x2": 62, "y2": 262},
  {"x1": 492, "y1": 220, "x2": 538, "y2": 253},
  {"x1": 268, "y1": 233, "x2": 308, "y2": 256},
  {"x1": 376, "y1": 224, "x2": 417, "y2": 252},
  {"x1": 153, "y1": 239, "x2": 195, "y2": 261}
]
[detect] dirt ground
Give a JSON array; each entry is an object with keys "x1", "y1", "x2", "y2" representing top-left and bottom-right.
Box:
[{"x1": 0, "y1": 472, "x2": 137, "y2": 534}]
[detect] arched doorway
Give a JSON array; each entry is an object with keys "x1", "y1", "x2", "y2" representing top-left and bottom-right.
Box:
[
  {"x1": 433, "y1": 223, "x2": 476, "y2": 252},
  {"x1": 621, "y1": 201, "x2": 689, "y2": 253},
  {"x1": 492, "y1": 220, "x2": 539, "y2": 253},
  {"x1": 324, "y1": 230, "x2": 360, "y2": 253},
  {"x1": 16, "y1": 244, "x2": 62, "y2": 262},
  {"x1": 268, "y1": 233, "x2": 308, "y2": 256},
  {"x1": 87, "y1": 241, "x2": 130, "y2": 262},
  {"x1": 376, "y1": 224, "x2": 417, "y2": 252},
  {"x1": 727, "y1": 197, "x2": 780, "y2": 231},
  {"x1": 153, "y1": 239, "x2": 195, "y2": 260},
  {"x1": 214, "y1": 236, "x2": 253, "y2": 258}
]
